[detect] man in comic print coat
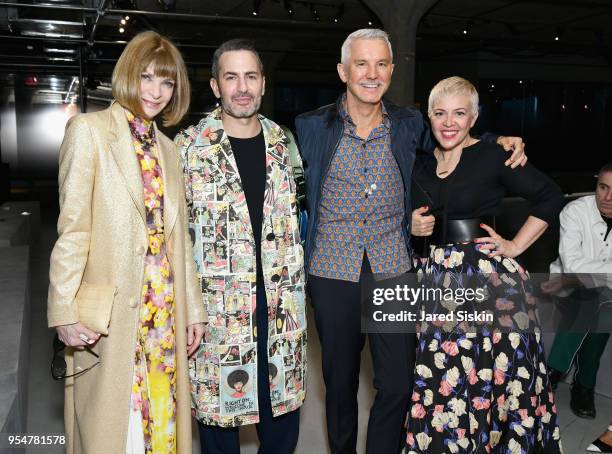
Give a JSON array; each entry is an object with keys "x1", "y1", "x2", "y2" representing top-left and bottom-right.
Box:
[{"x1": 175, "y1": 39, "x2": 306, "y2": 454}]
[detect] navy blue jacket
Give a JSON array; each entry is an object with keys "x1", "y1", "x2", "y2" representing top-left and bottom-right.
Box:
[
  {"x1": 295, "y1": 96, "x2": 435, "y2": 272},
  {"x1": 295, "y1": 95, "x2": 497, "y2": 272}
]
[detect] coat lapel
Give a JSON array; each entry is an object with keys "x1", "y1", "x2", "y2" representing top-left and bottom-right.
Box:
[
  {"x1": 107, "y1": 102, "x2": 146, "y2": 224},
  {"x1": 205, "y1": 109, "x2": 255, "y2": 242},
  {"x1": 220, "y1": 132, "x2": 255, "y2": 240},
  {"x1": 261, "y1": 117, "x2": 288, "y2": 219},
  {"x1": 155, "y1": 130, "x2": 179, "y2": 240},
  {"x1": 196, "y1": 110, "x2": 288, "y2": 247}
]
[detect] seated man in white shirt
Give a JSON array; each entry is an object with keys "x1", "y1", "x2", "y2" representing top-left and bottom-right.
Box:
[{"x1": 542, "y1": 162, "x2": 612, "y2": 427}]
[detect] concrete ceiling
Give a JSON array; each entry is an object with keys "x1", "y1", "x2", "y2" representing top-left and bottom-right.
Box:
[{"x1": 0, "y1": 0, "x2": 610, "y2": 103}]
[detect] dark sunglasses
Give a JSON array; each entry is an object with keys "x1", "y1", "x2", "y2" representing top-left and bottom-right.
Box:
[{"x1": 51, "y1": 334, "x2": 100, "y2": 380}]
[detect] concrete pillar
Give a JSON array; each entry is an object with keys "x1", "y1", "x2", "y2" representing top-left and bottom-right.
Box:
[{"x1": 363, "y1": 0, "x2": 439, "y2": 106}]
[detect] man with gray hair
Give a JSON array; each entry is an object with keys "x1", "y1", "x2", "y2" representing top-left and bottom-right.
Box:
[{"x1": 295, "y1": 28, "x2": 526, "y2": 453}]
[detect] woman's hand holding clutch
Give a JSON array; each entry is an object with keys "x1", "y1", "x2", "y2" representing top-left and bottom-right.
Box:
[{"x1": 56, "y1": 322, "x2": 101, "y2": 349}]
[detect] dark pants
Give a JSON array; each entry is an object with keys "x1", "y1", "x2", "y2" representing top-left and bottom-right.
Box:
[
  {"x1": 199, "y1": 289, "x2": 300, "y2": 454},
  {"x1": 548, "y1": 287, "x2": 611, "y2": 389},
  {"x1": 308, "y1": 257, "x2": 416, "y2": 454}
]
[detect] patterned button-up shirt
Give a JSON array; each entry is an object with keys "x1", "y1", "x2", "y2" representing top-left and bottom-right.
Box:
[{"x1": 309, "y1": 97, "x2": 410, "y2": 282}]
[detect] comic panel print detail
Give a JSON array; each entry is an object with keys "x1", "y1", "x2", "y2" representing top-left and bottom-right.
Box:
[{"x1": 177, "y1": 108, "x2": 307, "y2": 427}]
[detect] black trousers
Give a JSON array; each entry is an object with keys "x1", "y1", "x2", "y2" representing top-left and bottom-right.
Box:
[
  {"x1": 198, "y1": 288, "x2": 300, "y2": 454},
  {"x1": 308, "y1": 257, "x2": 416, "y2": 454}
]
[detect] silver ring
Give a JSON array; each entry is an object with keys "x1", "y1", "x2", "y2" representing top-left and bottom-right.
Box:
[
  {"x1": 79, "y1": 333, "x2": 89, "y2": 343},
  {"x1": 494, "y1": 241, "x2": 501, "y2": 248}
]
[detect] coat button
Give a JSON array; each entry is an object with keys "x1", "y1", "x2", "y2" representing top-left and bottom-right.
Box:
[
  {"x1": 137, "y1": 246, "x2": 146, "y2": 255},
  {"x1": 266, "y1": 233, "x2": 275, "y2": 241},
  {"x1": 271, "y1": 274, "x2": 281, "y2": 283},
  {"x1": 129, "y1": 297, "x2": 139, "y2": 308}
]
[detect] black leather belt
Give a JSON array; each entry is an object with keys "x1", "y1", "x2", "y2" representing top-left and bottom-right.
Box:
[{"x1": 430, "y1": 216, "x2": 495, "y2": 245}]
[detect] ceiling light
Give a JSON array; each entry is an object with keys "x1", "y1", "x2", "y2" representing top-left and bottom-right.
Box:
[
  {"x1": 310, "y1": 4, "x2": 320, "y2": 22},
  {"x1": 119, "y1": 27, "x2": 125, "y2": 33},
  {"x1": 253, "y1": 0, "x2": 261, "y2": 17},
  {"x1": 283, "y1": 0, "x2": 294, "y2": 16},
  {"x1": 44, "y1": 48, "x2": 76, "y2": 54},
  {"x1": 333, "y1": 3, "x2": 344, "y2": 23},
  {"x1": 121, "y1": 19, "x2": 126, "y2": 25},
  {"x1": 463, "y1": 20, "x2": 473, "y2": 35},
  {"x1": 11, "y1": 18, "x2": 83, "y2": 39}
]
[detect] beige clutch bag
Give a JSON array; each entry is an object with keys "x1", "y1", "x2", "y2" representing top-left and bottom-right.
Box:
[{"x1": 75, "y1": 283, "x2": 117, "y2": 335}]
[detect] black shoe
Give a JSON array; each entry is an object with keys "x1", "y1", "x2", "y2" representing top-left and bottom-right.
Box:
[
  {"x1": 570, "y1": 382, "x2": 596, "y2": 419},
  {"x1": 548, "y1": 368, "x2": 563, "y2": 390},
  {"x1": 587, "y1": 438, "x2": 612, "y2": 452}
]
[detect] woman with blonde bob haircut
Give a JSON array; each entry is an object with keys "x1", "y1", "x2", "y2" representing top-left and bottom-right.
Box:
[
  {"x1": 405, "y1": 76, "x2": 564, "y2": 453},
  {"x1": 113, "y1": 30, "x2": 190, "y2": 126},
  {"x1": 427, "y1": 76, "x2": 479, "y2": 117},
  {"x1": 48, "y1": 30, "x2": 206, "y2": 454}
]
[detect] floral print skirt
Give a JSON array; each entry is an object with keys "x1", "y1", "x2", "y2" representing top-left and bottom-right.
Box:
[{"x1": 405, "y1": 242, "x2": 562, "y2": 454}]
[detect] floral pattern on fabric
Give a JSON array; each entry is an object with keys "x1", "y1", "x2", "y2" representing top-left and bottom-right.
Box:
[
  {"x1": 406, "y1": 243, "x2": 562, "y2": 454},
  {"x1": 127, "y1": 111, "x2": 177, "y2": 454}
]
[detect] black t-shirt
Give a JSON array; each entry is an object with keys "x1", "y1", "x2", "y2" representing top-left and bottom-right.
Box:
[
  {"x1": 411, "y1": 141, "x2": 564, "y2": 225},
  {"x1": 228, "y1": 129, "x2": 266, "y2": 287}
]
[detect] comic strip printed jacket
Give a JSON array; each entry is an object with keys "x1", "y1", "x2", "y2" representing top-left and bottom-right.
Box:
[{"x1": 175, "y1": 108, "x2": 307, "y2": 427}]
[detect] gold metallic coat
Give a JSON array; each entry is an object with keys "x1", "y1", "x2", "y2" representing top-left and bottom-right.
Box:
[{"x1": 48, "y1": 101, "x2": 206, "y2": 454}]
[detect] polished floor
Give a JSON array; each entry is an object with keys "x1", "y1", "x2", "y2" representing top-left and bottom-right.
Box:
[{"x1": 25, "y1": 204, "x2": 612, "y2": 454}]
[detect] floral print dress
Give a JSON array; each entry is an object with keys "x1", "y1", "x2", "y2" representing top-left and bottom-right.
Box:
[
  {"x1": 127, "y1": 112, "x2": 176, "y2": 454},
  {"x1": 405, "y1": 244, "x2": 562, "y2": 453},
  {"x1": 406, "y1": 143, "x2": 564, "y2": 453}
]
